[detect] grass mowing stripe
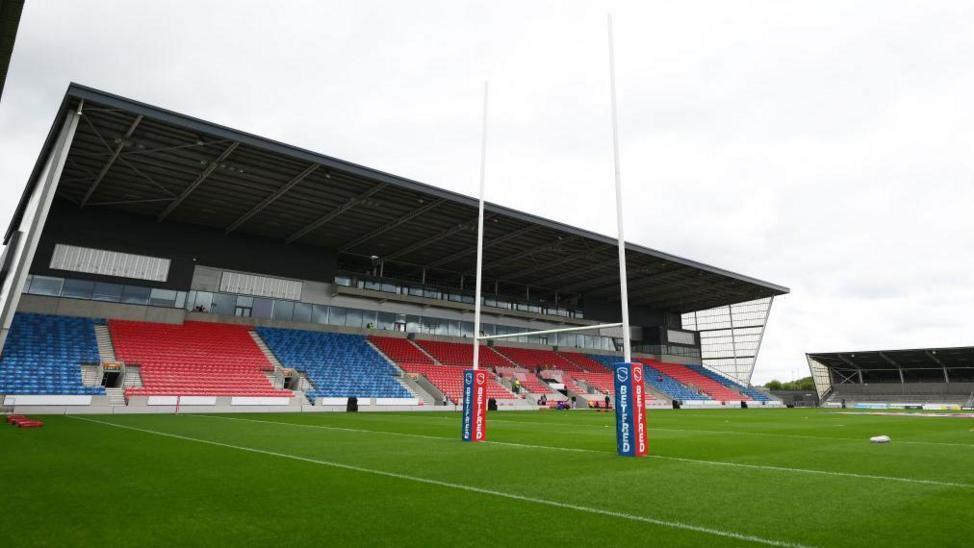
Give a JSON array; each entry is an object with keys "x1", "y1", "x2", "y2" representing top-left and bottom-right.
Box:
[
  {"x1": 467, "y1": 416, "x2": 974, "y2": 449},
  {"x1": 68, "y1": 416, "x2": 808, "y2": 548},
  {"x1": 201, "y1": 415, "x2": 974, "y2": 490}
]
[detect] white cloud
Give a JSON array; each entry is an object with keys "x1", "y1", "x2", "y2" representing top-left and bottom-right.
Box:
[{"x1": 1, "y1": 0, "x2": 971, "y2": 384}]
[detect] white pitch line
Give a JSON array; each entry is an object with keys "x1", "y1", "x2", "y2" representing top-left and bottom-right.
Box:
[
  {"x1": 461, "y1": 416, "x2": 974, "y2": 449},
  {"x1": 198, "y1": 415, "x2": 974, "y2": 490},
  {"x1": 68, "y1": 415, "x2": 808, "y2": 548}
]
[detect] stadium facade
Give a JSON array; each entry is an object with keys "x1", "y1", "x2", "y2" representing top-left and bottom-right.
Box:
[
  {"x1": 807, "y1": 347, "x2": 974, "y2": 409},
  {"x1": 0, "y1": 84, "x2": 789, "y2": 413}
]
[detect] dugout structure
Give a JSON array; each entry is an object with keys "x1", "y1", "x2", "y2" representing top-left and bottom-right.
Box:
[{"x1": 0, "y1": 84, "x2": 788, "y2": 379}]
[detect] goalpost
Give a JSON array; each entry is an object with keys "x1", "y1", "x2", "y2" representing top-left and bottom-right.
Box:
[{"x1": 461, "y1": 15, "x2": 648, "y2": 457}]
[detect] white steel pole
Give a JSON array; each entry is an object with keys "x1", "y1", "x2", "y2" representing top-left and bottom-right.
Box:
[
  {"x1": 472, "y1": 81, "x2": 489, "y2": 371},
  {"x1": 607, "y1": 14, "x2": 632, "y2": 363}
]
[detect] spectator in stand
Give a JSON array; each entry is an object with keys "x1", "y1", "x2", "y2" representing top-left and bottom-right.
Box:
[
  {"x1": 539, "y1": 394, "x2": 547, "y2": 406},
  {"x1": 512, "y1": 378, "x2": 521, "y2": 394}
]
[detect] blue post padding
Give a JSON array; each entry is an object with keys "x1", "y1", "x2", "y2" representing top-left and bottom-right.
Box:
[
  {"x1": 461, "y1": 370, "x2": 474, "y2": 441},
  {"x1": 613, "y1": 362, "x2": 635, "y2": 456}
]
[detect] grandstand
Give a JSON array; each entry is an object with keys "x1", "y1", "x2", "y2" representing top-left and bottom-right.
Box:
[
  {"x1": 808, "y1": 347, "x2": 974, "y2": 409},
  {"x1": 0, "y1": 84, "x2": 788, "y2": 413}
]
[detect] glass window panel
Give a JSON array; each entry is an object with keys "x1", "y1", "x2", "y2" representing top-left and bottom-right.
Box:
[
  {"x1": 92, "y1": 282, "x2": 123, "y2": 302},
  {"x1": 149, "y1": 288, "x2": 177, "y2": 307},
  {"x1": 329, "y1": 306, "x2": 347, "y2": 326},
  {"x1": 273, "y1": 300, "x2": 294, "y2": 321},
  {"x1": 236, "y1": 295, "x2": 254, "y2": 307},
  {"x1": 346, "y1": 308, "x2": 363, "y2": 328},
  {"x1": 211, "y1": 293, "x2": 236, "y2": 315},
  {"x1": 364, "y1": 280, "x2": 382, "y2": 291},
  {"x1": 174, "y1": 291, "x2": 187, "y2": 309},
  {"x1": 405, "y1": 314, "x2": 421, "y2": 333},
  {"x1": 27, "y1": 276, "x2": 63, "y2": 296},
  {"x1": 61, "y1": 279, "x2": 94, "y2": 299},
  {"x1": 362, "y1": 310, "x2": 377, "y2": 329},
  {"x1": 252, "y1": 298, "x2": 272, "y2": 319},
  {"x1": 377, "y1": 312, "x2": 396, "y2": 331},
  {"x1": 447, "y1": 320, "x2": 460, "y2": 337},
  {"x1": 312, "y1": 304, "x2": 329, "y2": 324},
  {"x1": 292, "y1": 302, "x2": 312, "y2": 323},
  {"x1": 121, "y1": 285, "x2": 150, "y2": 305},
  {"x1": 335, "y1": 276, "x2": 352, "y2": 287},
  {"x1": 192, "y1": 291, "x2": 213, "y2": 312}
]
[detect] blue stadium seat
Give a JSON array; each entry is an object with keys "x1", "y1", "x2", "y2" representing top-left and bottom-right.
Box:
[
  {"x1": 256, "y1": 327, "x2": 411, "y2": 403},
  {"x1": 585, "y1": 354, "x2": 708, "y2": 401},
  {"x1": 684, "y1": 364, "x2": 774, "y2": 401},
  {"x1": 0, "y1": 313, "x2": 105, "y2": 396}
]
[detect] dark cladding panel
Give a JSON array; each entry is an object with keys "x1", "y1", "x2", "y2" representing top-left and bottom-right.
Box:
[{"x1": 29, "y1": 200, "x2": 336, "y2": 290}]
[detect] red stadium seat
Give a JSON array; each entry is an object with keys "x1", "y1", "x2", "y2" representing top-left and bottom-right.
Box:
[
  {"x1": 399, "y1": 363, "x2": 514, "y2": 404},
  {"x1": 369, "y1": 336, "x2": 435, "y2": 365},
  {"x1": 494, "y1": 347, "x2": 583, "y2": 371},
  {"x1": 109, "y1": 320, "x2": 292, "y2": 398},
  {"x1": 413, "y1": 340, "x2": 511, "y2": 368}
]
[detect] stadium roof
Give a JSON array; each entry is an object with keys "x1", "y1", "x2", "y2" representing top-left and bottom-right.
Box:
[
  {"x1": 9, "y1": 84, "x2": 789, "y2": 312},
  {"x1": 807, "y1": 346, "x2": 974, "y2": 371},
  {"x1": 0, "y1": 0, "x2": 25, "y2": 101}
]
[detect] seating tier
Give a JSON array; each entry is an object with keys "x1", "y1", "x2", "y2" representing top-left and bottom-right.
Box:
[
  {"x1": 414, "y1": 340, "x2": 510, "y2": 368},
  {"x1": 0, "y1": 313, "x2": 105, "y2": 396},
  {"x1": 258, "y1": 327, "x2": 411, "y2": 401},
  {"x1": 649, "y1": 361, "x2": 748, "y2": 401},
  {"x1": 110, "y1": 320, "x2": 290, "y2": 398},
  {"x1": 369, "y1": 336, "x2": 434, "y2": 365},
  {"x1": 399, "y1": 363, "x2": 514, "y2": 404}
]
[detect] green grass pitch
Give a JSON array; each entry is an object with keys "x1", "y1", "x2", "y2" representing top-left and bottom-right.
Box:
[{"x1": 1, "y1": 409, "x2": 971, "y2": 547}]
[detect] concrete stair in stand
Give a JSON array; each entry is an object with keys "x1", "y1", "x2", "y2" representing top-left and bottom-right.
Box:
[
  {"x1": 94, "y1": 324, "x2": 117, "y2": 362},
  {"x1": 105, "y1": 387, "x2": 127, "y2": 406},
  {"x1": 366, "y1": 339, "x2": 435, "y2": 406}
]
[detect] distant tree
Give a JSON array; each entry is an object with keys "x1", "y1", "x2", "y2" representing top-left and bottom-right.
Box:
[{"x1": 767, "y1": 376, "x2": 814, "y2": 391}]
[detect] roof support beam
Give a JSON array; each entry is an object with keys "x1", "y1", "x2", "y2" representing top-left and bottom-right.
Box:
[
  {"x1": 286, "y1": 183, "x2": 388, "y2": 244},
  {"x1": 879, "y1": 352, "x2": 904, "y2": 384},
  {"x1": 479, "y1": 233, "x2": 580, "y2": 272},
  {"x1": 80, "y1": 115, "x2": 143, "y2": 207},
  {"x1": 157, "y1": 142, "x2": 239, "y2": 221},
  {"x1": 836, "y1": 354, "x2": 864, "y2": 384},
  {"x1": 384, "y1": 213, "x2": 488, "y2": 262},
  {"x1": 503, "y1": 246, "x2": 605, "y2": 282},
  {"x1": 528, "y1": 260, "x2": 617, "y2": 289},
  {"x1": 338, "y1": 198, "x2": 446, "y2": 252},
  {"x1": 225, "y1": 163, "x2": 319, "y2": 234},
  {"x1": 427, "y1": 224, "x2": 541, "y2": 268},
  {"x1": 926, "y1": 350, "x2": 950, "y2": 383}
]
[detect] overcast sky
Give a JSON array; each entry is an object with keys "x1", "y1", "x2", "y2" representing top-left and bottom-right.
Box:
[{"x1": 2, "y1": 1, "x2": 972, "y2": 383}]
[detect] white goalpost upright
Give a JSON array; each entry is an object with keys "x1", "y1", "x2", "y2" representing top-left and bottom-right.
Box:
[
  {"x1": 607, "y1": 13, "x2": 632, "y2": 363},
  {"x1": 472, "y1": 81, "x2": 489, "y2": 373},
  {"x1": 470, "y1": 16, "x2": 632, "y2": 366},
  {"x1": 464, "y1": 16, "x2": 647, "y2": 455}
]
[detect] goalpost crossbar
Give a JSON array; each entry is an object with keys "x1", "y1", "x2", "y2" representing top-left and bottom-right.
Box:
[{"x1": 476, "y1": 322, "x2": 623, "y2": 342}]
